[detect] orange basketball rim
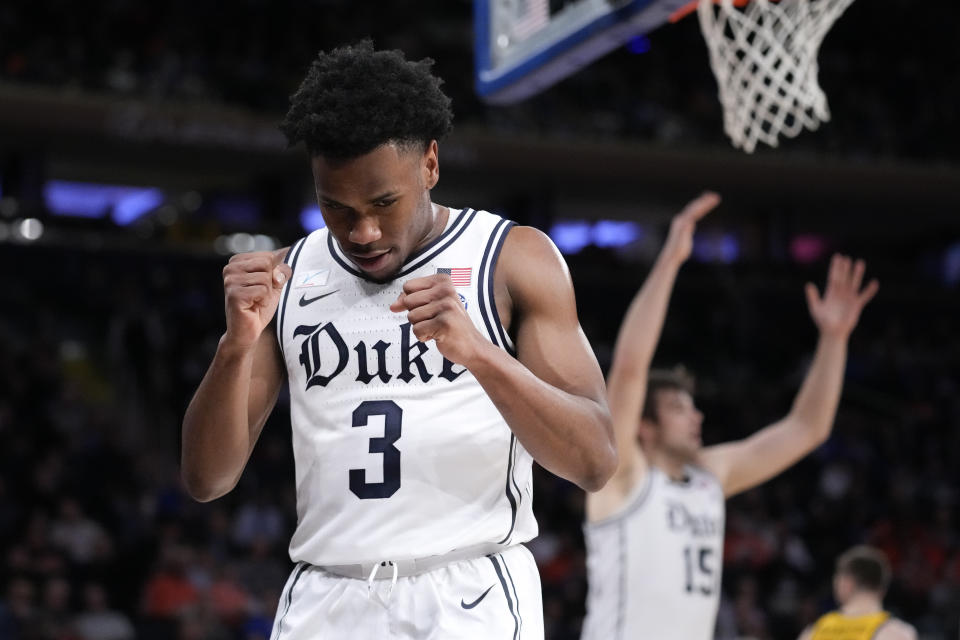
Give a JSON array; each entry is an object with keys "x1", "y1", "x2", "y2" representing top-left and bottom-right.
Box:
[{"x1": 670, "y1": 0, "x2": 758, "y2": 23}]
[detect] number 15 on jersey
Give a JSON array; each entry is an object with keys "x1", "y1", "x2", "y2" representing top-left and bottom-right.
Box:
[{"x1": 684, "y1": 545, "x2": 716, "y2": 595}]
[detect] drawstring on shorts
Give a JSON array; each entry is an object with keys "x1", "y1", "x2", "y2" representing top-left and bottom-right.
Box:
[{"x1": 367, "y1": 560, "x2": 398, "y2": 606}]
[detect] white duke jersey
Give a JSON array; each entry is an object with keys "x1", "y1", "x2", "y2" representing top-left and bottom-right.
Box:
[
  {"x1": 581, "y1": 465, "x2": 725, "y2": 640},
  {"x1": 274, "y1": 207, "x2": 537, "y2": 567}
]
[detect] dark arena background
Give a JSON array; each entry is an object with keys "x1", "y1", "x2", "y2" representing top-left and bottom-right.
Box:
[{"x1": 1, "y1": 1, "x2": 959, "y2": 638}]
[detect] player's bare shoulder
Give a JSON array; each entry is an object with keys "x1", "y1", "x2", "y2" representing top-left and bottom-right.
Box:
[
  {"x1": 498, "y1": 225, "x2": 570, "y2": 284},
  {"x1": 494, "y1": 225, "x2": 574, "y2": 325},
  {"x1": 877, "y1": 619, "x2": 918, "y2": 640}
]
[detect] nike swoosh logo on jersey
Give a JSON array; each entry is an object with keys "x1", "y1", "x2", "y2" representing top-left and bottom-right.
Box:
[
  {"x1": 299, "y1": 290, "x2": 339, "y2": 306},
  {"x1": 460, "y1": 584, "x2": 494, "y2": 610}
]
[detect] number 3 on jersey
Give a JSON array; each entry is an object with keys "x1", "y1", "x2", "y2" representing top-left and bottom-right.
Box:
[{"x1": 349, "y1": 400, "x2": 402, "y2": 499}]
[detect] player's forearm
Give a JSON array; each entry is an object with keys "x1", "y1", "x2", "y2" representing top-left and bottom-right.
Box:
[
  {"x1": 181, "y1": 338, "x2": 258, "y2": 501},
  {"x1": 787, "y1": 333, "x2": 849, "y2": 444},
  {"x1": 468, "y1": 343, "x2": 616, "y2": 492},
  {"x1": 609, "y1": 252, "x2": 681, "y2": 377}
]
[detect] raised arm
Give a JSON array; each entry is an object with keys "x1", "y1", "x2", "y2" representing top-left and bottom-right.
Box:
[
  {"x1": 700, "y1": 254, "x2": 879, "y2": 497},
  {"x1": 391, "y1": 226, "x2": 615, "y2": 491},
  {"x1": 600, "y1": 193, "x2": 720, "y2": 499},
  {"x1": 181, "y1": 249, "x2": 292, "y2": 502}
]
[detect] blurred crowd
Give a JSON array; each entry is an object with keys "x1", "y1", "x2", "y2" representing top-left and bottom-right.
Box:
[
  {"x1": 0, "y1": 244, "x2": 291, "y2": 640},
  {"x1": 0, "y1": 234, "x2": 957, "y2": 639},
  {"x1": 0, "y1": 0, "x2": 956, "y2": 161},
  {"x1": 1, "y1": 1, "x2": 957, "y2": 638}
]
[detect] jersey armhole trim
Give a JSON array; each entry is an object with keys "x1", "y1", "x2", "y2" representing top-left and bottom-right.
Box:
[
  {"x1": 477, "y1": 217, "x2": 517, "y2": 356},
  {"x1": 276, "y1": 236, "x2": 308, "y2": 357},
  {"x1": 584, "y1": 469, "x2": 655, "y2": 529},
  {"x1": 487, "y1": 220, "x2": 516, "y2": 355}
]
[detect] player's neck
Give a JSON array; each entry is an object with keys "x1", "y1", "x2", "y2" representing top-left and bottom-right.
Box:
[
  {"x1": 413, "y1": 201, "x2": 448, "y2": 251},
  {"x1": 647, "y1": 448, "x2": 688, "y2": 482},
  {"x1": 840, "y1": 592, "x2": 883, "y2": 616}
]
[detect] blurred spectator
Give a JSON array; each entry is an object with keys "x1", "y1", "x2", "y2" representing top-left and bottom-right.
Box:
[
  {"x1": 732, "y1": 577, "x2": 770, "y2": 639},
  {"x1": 49, "y1": 499, "x2": 111, "y2": 566},
  {"x1": 208, "y1": 566, "x2": 250, "y2": 628},
  {"x1": 72, "y1": 583, "x2": 135, "y2": 640},
  {"x1": 36, "y1": 576, "x2": 77, "y2": 640},
  {"x1": 142, "y1": 546, "x2": 200, "y2": 619},
  {"x1": 0, "y1": 578, "x2": 37, "y2": 640},
  {"x1": 231, "y1": 491, "x2": 285, "y2": 549},
  {"x1": 176, "y1": 596, "x2": 230, "y2": 640}
]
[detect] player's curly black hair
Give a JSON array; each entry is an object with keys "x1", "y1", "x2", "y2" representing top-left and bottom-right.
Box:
[{"x1": 280, "y1": 40, "x2": 453, "y2": 159}]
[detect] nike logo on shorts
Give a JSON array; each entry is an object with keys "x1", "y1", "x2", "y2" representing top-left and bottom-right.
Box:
[
  {"x1": 299, "y1": 290, "x2": 339, "y2": 306},
  {"x1": 460, "y1": 584, "x2": 494, "y2": 609}
]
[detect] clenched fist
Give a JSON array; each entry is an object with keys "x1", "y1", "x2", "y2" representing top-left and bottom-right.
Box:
[
  {"x1": 222, "y1": 249, "x2": 292, "y2": 350},
  {"x1": 390, "y1": 273, "x2": 487, "y2": 367}
]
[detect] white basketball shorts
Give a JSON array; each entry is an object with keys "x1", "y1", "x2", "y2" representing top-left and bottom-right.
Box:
[{"x1": 270, "y1": 544, "x2": 543, "y2": 640}]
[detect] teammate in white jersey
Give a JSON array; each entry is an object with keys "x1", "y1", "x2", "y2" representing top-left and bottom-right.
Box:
[
  {"x1": 181, "y1": 41, "x2": 616, "y2": 639},
  {"x1": 582, "y1": 193, "x2": 879, "y2": 640}
]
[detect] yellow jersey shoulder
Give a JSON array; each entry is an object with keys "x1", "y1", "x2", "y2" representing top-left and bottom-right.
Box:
[{"x1": 811, "y1": 611, "x2": 891, "y2": 640}]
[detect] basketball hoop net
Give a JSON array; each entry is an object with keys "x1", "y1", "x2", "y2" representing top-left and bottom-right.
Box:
[{"x1": 695, "y1": 0, "x2": 856, "y2": 152}]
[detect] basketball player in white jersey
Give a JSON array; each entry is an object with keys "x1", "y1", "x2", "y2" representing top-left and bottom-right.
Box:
[
  {"x1": 181, "y1": 42, "x2": 616, "y2": 639},
  {"x1": 581, "y1": 192, "x2": 879, "y2": 640}
]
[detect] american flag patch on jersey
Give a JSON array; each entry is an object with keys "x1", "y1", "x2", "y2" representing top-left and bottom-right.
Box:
[{"x1": 436, "y1": 267, "x2": 472, "y2": 287}]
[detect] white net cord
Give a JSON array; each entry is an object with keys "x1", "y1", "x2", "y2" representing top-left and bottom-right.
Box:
[{"x1": 697, "y1": 0, "x2": 856, "y2": 152}]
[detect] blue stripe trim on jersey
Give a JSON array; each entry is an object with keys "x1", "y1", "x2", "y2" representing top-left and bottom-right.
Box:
[
  {"x1": 500, "y1": 553, "x2": 523, "y2": 639},
  {"x1": 275, "y1": 562, "x2": 307, "y2": 639},
  {"x1": 477, "y1": 218, "x2": 511, "y2": 348},
  {"x1": 476, "y1": 216, "x2": 520, "y2": 542},
  {"x1": 488, "y1": 555, "x2": 519, "y2": 640},
  {"x1": 326, "y1": 231, "x2": 363, "y2": 279},
  {"x1": 487, "y1": 221, "x2": 517, "y2": 356},
  {"x1": 402, "y1": 207, "x2": 472, "y2": 267},
  {"x1": 277, "y1": 237, "x2": 308, "y2": 355},
  {"x1": 324, "y1": 208, "x2": 477, "y2": 282},
  {"x1": 496, "y1": 434, "x2": 519, "y2": 544},
  {"x1": 397, "y1": 208, "x2": 477, "y2": 277}
]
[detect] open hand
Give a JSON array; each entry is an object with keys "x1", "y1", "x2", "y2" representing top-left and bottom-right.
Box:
[
  {"x1": 805, "y1": 254, "x2": 879, "y2": 338},
  {"x1": 661, "y1": 191, "x2": 721, "y2": 266}
]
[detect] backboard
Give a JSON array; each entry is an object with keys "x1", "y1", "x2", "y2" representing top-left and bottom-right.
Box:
[{"x1": 474, "y1": 0, "x2": 692, "y2": 104}]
